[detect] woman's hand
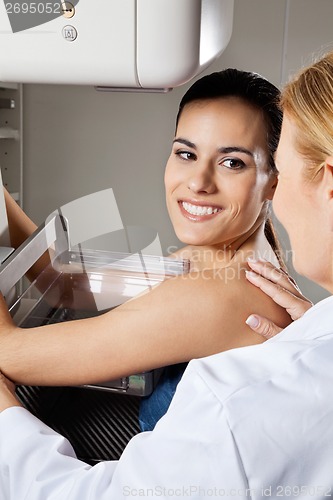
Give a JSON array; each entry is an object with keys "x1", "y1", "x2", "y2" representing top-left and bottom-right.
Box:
[
  {"x1": 0, "y1": 371, "x2": 22, "y2": 412},
  {"x1": 0, "y1": 293, "x2": 21, "y2": 410},
  {"x1": 0, "y1": 293, "x2": 16, "y2": 334},
  {"x1": 245, "y1": 259, "x2": 313, "y2": 339},
  {"x1": 0, "y1": 294, "x2": 20, "y2": 402}
]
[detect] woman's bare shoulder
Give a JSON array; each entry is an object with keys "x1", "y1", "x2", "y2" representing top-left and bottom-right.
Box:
[{"x1": 115, "y1": 260, "x2": 292, "y2": 361}]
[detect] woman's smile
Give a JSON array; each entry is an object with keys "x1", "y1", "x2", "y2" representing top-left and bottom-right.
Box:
[
  {"x1": 164, "y1": 97, "x2": 275, "y2": 248},
  {"x1": 179, "y1": 200, "x2": 223, "y2": 221}
]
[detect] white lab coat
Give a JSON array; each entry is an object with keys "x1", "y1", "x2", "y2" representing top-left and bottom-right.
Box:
[{"x1": 1, "y1": 296, "x2": 333, "y2": 499}]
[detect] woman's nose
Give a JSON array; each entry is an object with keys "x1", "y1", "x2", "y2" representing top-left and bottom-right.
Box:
[{"x1": 187, "y1": 164, "x2": 217, "y2": 194}]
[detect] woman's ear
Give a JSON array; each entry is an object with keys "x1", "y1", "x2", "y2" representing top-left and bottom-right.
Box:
[
  {"x1": 323, "y1": 157, "x2": 333, "y2": 199},
  {"x1": 322, "y1": 157, "x2": 333, "y2": 231},
  {"x1": 265, "y1": 173, "x2": 278, "y2": 201}
]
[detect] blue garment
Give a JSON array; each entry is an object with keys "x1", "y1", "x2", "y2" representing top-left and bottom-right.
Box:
[{"x1": 139, "y1": 363, "x2": 188, "y2": 431}]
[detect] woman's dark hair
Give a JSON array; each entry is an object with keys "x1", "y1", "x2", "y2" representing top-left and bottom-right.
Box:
[{"x1": 176, "y1": 68, "x2": 285, "y2": 268}]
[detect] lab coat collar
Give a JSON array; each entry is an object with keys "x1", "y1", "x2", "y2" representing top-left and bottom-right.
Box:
[{"x1": 267, "y1": 294, "x2": 333, "y2": 343}]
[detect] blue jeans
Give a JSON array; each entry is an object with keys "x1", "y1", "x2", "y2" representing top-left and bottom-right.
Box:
[{"x1": 139, "y1": 363, "x2": 188, "y2": 432}]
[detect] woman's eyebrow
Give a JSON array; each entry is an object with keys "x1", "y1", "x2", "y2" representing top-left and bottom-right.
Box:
[
  {"x1": 217, "y1": 146, "x2": 254, "y2": 157},
  {"x1": 173, "y1": 140, "x2": 254, "y2": 158},
  {"x1": 173, "y1": 138, "x2": 196, "y2": 149}
]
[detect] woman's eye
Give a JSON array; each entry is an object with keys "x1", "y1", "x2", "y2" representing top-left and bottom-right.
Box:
[
  {"x1": 175, "y1": 151, "x2": 196, "y2": 161},
  {"x1": 221, "y1": 158, "x2": 246, "y2": 170}
]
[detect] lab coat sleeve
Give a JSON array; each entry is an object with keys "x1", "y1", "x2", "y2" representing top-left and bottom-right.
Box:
[{"x1": 0, "y1": 363, "x2": 249, "y2": 500}]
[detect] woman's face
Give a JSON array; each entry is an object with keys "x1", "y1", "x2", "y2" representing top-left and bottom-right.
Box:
[
  {"x1": 273, "y1": 115, "x2": 332, "y2": 288},
  {"x1": 164, "y1": 97, "x2": 276, "y2": 250}
]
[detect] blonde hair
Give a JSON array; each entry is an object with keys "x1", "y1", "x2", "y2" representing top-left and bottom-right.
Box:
[{"x1": 280, "y1": 51, "x2": 333, "y2": 181}]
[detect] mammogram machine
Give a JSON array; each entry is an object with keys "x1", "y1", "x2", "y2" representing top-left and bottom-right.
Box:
[{"x1": 0, "y1": 0, "x2": 234, "y2": 89}]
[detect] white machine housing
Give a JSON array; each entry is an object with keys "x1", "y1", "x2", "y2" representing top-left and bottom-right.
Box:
[{"x1": 0, "y1": 0, "x2": 234, "y2": 89}]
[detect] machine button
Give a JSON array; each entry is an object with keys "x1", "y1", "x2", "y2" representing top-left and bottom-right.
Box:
[
  {"x1": 61, "y1": 2, "x2": 75, "y2": 19},
  {"x1": 62, "y1": 25, "x2": 78, "y2": 42}
]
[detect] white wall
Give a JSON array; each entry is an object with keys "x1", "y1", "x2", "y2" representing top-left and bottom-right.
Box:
[{"x1": 22, "y1": 0, "x2": 333, "y2": 303}]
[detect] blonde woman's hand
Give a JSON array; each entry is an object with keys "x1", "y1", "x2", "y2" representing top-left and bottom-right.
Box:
[{"x1": 245, "y1": 259, "x2": 313, "y2": 339}]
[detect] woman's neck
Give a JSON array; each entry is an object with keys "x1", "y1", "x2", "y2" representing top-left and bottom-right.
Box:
[{"x1": 172, "y1": 223, "x2": 280, "y2": 272}]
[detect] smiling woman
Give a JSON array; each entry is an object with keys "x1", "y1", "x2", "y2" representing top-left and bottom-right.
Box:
[
  {"x1": 166, "y1": 98, "x2": 275, "y2": 256},
  {"x1": 165, "y1": 70, "x2": 285, "y2": 271},
  {"x1": 0, "y1": 68, "x2": 292, "y2": 432}
]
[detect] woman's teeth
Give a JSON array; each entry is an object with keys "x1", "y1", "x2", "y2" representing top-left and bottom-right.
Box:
[{"x1": 182, "y1": 201, "x2": 220, "y2": 216}]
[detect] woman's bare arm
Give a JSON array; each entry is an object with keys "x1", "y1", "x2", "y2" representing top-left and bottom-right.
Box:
[
  {"x1": 4, "y1": 188, "x2": 37, "y2": 248},
  {"x1": 0, "y1": 264, "x2": 292, "y2": 386},
  {"x1": 3, "y1": 188, "x2": 53, "y2": 284}
]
